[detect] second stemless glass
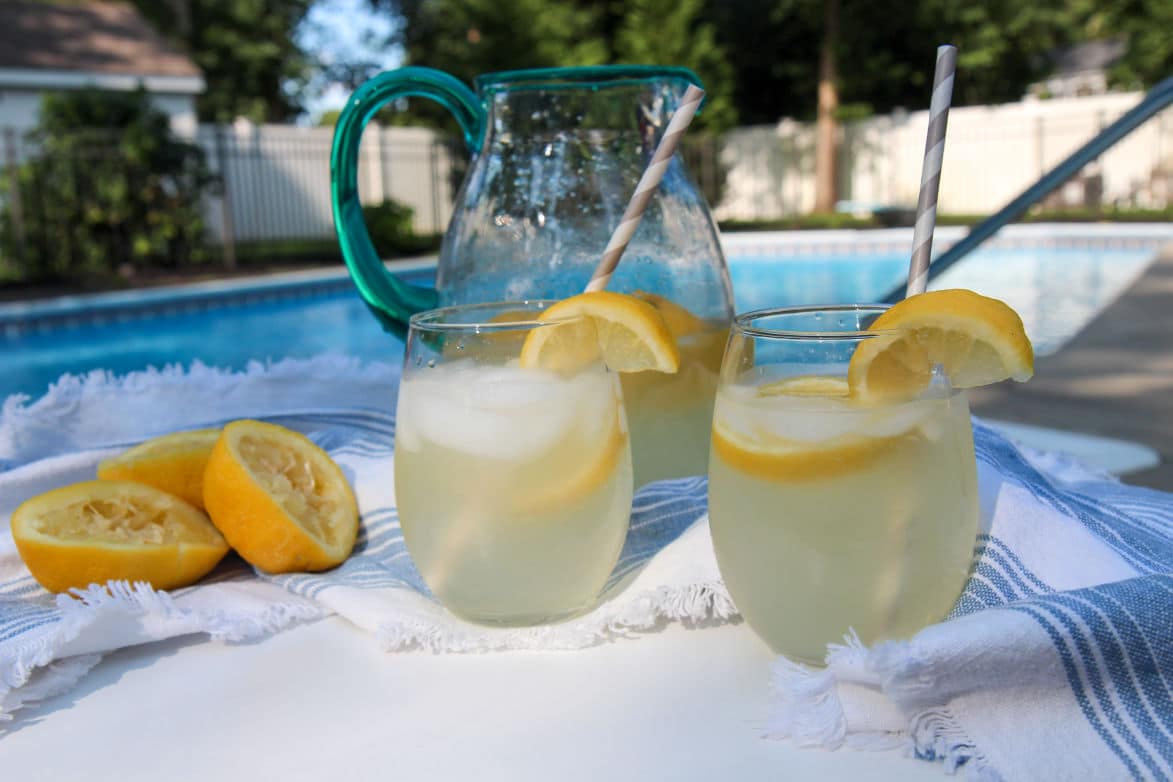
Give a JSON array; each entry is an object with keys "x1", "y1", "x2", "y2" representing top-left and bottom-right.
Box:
[
  {"x1": 394, "y1": 301, "x2": 632, "y2": 626},
  {"x1": 707, "y1": 305, "x2": 979, "y2": 664}
]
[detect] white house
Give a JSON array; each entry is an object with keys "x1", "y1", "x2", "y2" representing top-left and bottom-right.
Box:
[
  {"x1": 0, "y1": 1, "x2": 204, "y2": 138},
  {"x1": 1029, "y1": 39, "x2": 1128, "y2": 99}
]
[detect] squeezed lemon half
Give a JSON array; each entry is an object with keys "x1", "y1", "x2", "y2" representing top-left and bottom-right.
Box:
[
  {"x1": 202, "y1": 420, "x2": 359, "y2": 573},
  {"x1": 11, "y1": 480, "x2": 229, "y2": 593},
  {"x1": 97, "y1": 428, "x2": 221, "y2": 511}
]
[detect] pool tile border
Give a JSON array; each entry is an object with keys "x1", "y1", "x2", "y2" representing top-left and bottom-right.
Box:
[
  {"x1": 0, "y1": 258, "x2": 437, "y2": 338},
  {"x1": 720, "y1": 224, "x2": 1173, "y2": 259}
]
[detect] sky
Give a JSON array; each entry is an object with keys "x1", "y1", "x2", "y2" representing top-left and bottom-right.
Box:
[{"x1": 297, "y1": 0, "x2": 404, "y2": 120}]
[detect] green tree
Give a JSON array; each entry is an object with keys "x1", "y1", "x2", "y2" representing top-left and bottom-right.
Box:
[
  {"x1": 610, "y1": 0, "x2": 737, "y2": 131},
  {"x1": 384, "y1": 0, "x2": 607, "y2": 85},
  {"x1": 366, "y1": 0, "x2": 736, "y2": 131},
  {"x1": 0, "y1": 90, "x2": 216, "y2": 281},
  {"x1": 708, "y1": 0, "x2": 1097, "y2": 210},
  {"x1": 917, "y1": 1, "x2": 1090, "y2": 106},
  {"x1": 1091, "y1": 0, "x2": 1173, "y2": 89},
  {"x1": 709, "y1": 0, "x2": 1106, "y2": 123},
  {"x1": 132, "y1": 0, "x2": 313, "y2": 122},
  {"x1": 357, "y1": 0, "x2": 604, "y2": 132},
  {"x1": 705, "y1": 0, "x2": 821, "y2": 125}
]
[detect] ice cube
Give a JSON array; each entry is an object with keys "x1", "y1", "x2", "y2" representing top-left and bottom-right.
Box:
[{"x1": 399, "y1": 365, "x2": 614, "y2": 460}]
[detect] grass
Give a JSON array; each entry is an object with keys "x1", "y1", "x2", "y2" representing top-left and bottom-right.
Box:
[
  {"x1": 231, "y1": 234, "x2": 443, "y2": 267},
  {"x1": 719, "y1": 214, "x2": 881, "y2": 232},
  {"x1": 719, "y1": 205, "x2": 1173, "y2": 233}
]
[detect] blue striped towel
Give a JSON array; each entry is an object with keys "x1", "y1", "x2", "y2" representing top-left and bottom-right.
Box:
[
  {"x1": 768, "y1": 421, "x2": 1173, "y2": 781},
  {"x1": 0, "y1": 356, "x2": 727, "y2": 722},
  {"x1": 2, "y1": 357, "x2": 1171, "y2": 782}
]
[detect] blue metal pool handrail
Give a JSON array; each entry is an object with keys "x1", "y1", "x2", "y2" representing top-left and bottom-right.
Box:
[{"x1": 882, "y1": 75, "x2": 1173, "y2": 304}]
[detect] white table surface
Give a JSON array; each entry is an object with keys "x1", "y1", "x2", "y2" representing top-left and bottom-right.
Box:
[{"x1": 1, "y1": 615, "x2": 950, "y2": 781}]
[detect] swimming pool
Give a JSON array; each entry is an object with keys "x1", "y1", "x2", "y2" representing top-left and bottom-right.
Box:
[{"x1": 2, "y1": 225, "x2": 1168, "y2": 402}]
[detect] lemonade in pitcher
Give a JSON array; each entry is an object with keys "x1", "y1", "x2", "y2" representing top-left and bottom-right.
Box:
[
  {"x1": 330, "y1": 67, "x2": 736, "y2": 489},
  {"x1": 623, "y1": 292, "x2": 726, "y2": 486}
]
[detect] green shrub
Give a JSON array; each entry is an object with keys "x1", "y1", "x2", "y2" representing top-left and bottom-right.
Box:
[
  {"x1": 719, "y1": 213, "x2": 880, "y2": 232},
  {"x1": 0, "y1": 88, "x2": 215, "y2": 282},
  {"x1": 360, "y1": 199, "x2": 442, "y2": 256}
]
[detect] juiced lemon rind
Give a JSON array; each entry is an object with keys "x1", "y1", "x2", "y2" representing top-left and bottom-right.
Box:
[
  {"x1": 11, "y1": 479, "x2": 228, "y2": 593},
  {"x1": 97, "y1": 428, "x2": 221, "y2": 510},
  {"x1": 203, "y1": 420, "x2": 358, "y2": 573}
]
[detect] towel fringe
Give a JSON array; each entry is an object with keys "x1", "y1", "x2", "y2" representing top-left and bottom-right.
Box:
[
  {"x1": 1, "y1": 580, "x2": 326, "y2": 722},
  {"x1": 765, "y1": 656, "x2": 848, "y2": 748},
  {"x1": 0, "y1": 655, "x2": 101, "y2": 726},
  {"x1": 908, "y1": 708, "x2": 999, "y2": 780},
  {"x1": 373, "y1": 581, "x2": 734, "y2": 653},
  {"x1": 2, "y1": 354, "x2": 397, "y2": 427},
  {"x1": 765, "y1": 632, "x2": 908, "y2": 753}
]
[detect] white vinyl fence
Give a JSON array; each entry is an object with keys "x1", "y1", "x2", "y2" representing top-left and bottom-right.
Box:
[
  {"x1": 2, "y1": 91, "x2": 1168, "y2": 256},
  {"x1": 716, "y1": 91, "x2": 1171, "y2": 221},
  {"x1": 197, "y1": 121, "x2": 458, "y2": 242}
]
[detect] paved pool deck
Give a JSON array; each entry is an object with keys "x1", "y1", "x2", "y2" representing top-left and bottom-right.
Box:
[{"x1": 970, "y1": 241, "x2": 1173, "y2": 492}]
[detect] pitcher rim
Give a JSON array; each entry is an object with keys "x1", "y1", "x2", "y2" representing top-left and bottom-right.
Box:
[{"x1": 475, "y1": 65, "x2": 703, "y2": 95}]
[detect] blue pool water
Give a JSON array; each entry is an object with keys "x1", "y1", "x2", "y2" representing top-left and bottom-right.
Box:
[{"x1": 0, "y1": 241, "x2": 1161, "y2": 402}]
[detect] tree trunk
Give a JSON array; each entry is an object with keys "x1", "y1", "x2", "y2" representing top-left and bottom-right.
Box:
[{"x1": 813, "y1": 0, "x2": 839, "y2": 213}]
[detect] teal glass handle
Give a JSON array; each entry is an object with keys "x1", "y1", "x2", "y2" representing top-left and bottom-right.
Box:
[{"x1": 330, "y1": 67, "x2": 485, "y2": 336}]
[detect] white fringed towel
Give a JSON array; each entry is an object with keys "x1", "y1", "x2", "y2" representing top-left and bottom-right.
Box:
[
  {"x1": 1, "y1": 357, "x2": 727, "y2": 721},
  {"x1": 5, "y1": 357, "x2": 1172, "y2": 782}
]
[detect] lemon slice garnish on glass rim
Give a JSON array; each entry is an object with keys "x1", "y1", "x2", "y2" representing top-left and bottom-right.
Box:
[
  {"x1": 847, "y1": 289, "x2": 1034, "y2": 401},
  {"x1": 518, "y1": 291, "x2": 680, "y2": 374}
]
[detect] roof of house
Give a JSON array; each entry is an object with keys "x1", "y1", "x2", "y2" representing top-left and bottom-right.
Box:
[
  {"x1": 1052, "y1": 39, "x2": 1127, "y2": 76},
  {"x1": 0, "y1": 1, "x2": 201, "y2": 80}
]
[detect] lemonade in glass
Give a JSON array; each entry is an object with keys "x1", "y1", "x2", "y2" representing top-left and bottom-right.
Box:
[
  {"x1": 394, "y1": 300, "x2": 634, "y2": 625},
  {"x1": 708, "y1": 304, "x2": 982, "y2": 663}
]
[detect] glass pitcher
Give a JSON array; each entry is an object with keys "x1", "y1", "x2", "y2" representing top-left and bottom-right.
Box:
[{"x1": 330, "y1": 65, "x2": 735, "y2": 485}]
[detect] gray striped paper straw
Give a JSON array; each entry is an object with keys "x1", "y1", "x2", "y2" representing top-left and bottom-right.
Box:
[
  {"x1": 585, "y1": 84, "x2": 705, "y2": 292},
  {"x1": 905, "y1": 45, "x2": 957, "y2": 298}
]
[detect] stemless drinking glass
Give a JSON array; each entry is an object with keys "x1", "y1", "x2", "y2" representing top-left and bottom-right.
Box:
[
  {"x1": 394, "y1": 301, "x2": 632, "y2": 625},
  {"x1": 707, "y1": 306, "x2": 979, "y2": 664}
]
